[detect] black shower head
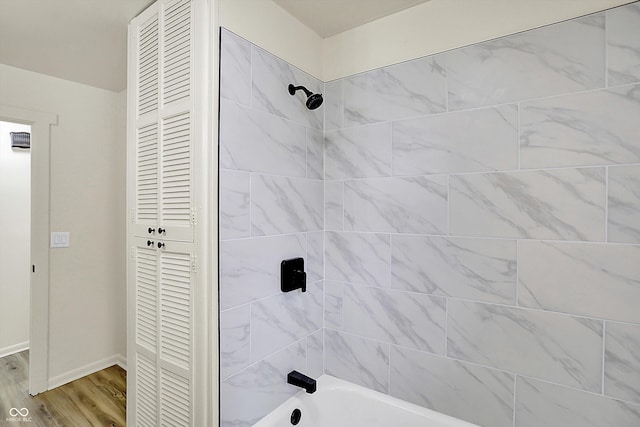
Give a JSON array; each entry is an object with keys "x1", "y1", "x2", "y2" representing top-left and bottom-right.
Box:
[{"x1": 288, "y1": 84, "x2": 323, "y2": 110}]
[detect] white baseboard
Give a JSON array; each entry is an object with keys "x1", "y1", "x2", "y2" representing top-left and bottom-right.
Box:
[
  {"x1": 48, "y1": 353, "x2": 128, "y2": 390},
  {"x1": 115, "y1": 353, "x2": 127, "y2": 371},
  {"x1": 0, "y1": 341, "x2": 29, "y2": 358}
]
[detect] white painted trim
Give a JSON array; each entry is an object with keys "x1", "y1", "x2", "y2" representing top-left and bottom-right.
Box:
[
  {"x1": 0, "y1": 104, "x2": 57, "y2": 396},
  {"x1": 0, "y1": 341, "x2": 30, "y2": 359},
  {"x1": 115, "y1": 353, "x2": 128, "y2": 371},
  {"x1": 47, "y1": 354, "x2": 126, "y2": 390}
]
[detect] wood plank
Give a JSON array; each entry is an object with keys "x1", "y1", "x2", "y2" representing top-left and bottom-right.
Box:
[{"x1": 0, "y1": 351, "x2": 126, "y2": 427}]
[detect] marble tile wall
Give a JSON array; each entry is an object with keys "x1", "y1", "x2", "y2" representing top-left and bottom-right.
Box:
[
  {"x1": 219, "y1": 29, "x2": 324, "y2": 427},
  {"x1": 322, "y1": 3, "x2": 640, "y2": 427}
]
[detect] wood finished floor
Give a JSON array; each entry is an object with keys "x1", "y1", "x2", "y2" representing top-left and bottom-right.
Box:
[{"x1": 0, "y1": 351, "x2": 126, "y2": 427}]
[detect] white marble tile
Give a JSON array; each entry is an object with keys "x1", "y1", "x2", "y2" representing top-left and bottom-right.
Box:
[
  {"x1": 519, "y1": 241, "x2": 640, "y2": 324},
  {"x1": 251, "y1": 174, "x2": 323, "y2": 236},
  {"x1": 343, "y1": 56, "x2": 446, "y2": 126},
  {"x1": 306, "y1": 232, "x2": 324, "y2": 283},
  {"x1": 607, "y1": 4, "x2": 640, "y2": 86},
  {"x1": 344, "y1": 176, "x2": 447, "y2": 234},
  {"x1": 390, "y1": 347, "x2": 514, "y2": 427},
  {"x1": 605, "y1": 322, "x2": 640, "y2": 404},
  {"x1": 391, "y1": 235, "x2": 516, "y2": 304},
  {"x1": 219, "y1": 234, "x2": 306, "y2": 310},
  {"x1": 515, "y1": 377, "x2": 640, "y2": 427},
  {"x1": 251, "y1": 282, "x2": 323, "y2": 362},
  {"x1": 449, "y1": 168, "x2": 606, "y2": 241},
  {"x1": 448, "y1": 300, "x2": 603, "y2": 392},
  {"x1": 343, "y1": 284, "x2": 446, "y2": 354},
  {"x1": 220, "y1": 29, "x2": 251, "y2": 106},
  {"x1": 219, "y1": 170, "x2": 250, "y2": 240},
  {"x1": 609, "y1": 165, "x2": 640, "y2": 243},
  {"x1": 324, "y1": 280, "x2": 344, "y2": 329},
  {"x1": 251, "y1": 46, "x2": 323, "y2": 129},
  {"x1": 307, "y1": 329, "x2": 324, "y2": 379},
  {"x1": 324, "y1": 329, "x2": 389, "y2": 393},
  {"x1": 447, "y1": 15, "x2": 605, "y2": 110},
  {"x1": 219, "y1": 99, "x2": 306, "y2": 177},
  {"x1": 220, "y1": 305, "x2": 250, "y2": 380},
  {"x1": 221, "y1": 341, "x2": 306, "y2": 427},
  {"x1": 325, "y1": 231, "x2": 391, "y2": 288},
  {"x1": 306, "y1": 128, "x2": 324, "y2": 180},
  {"x1": 393, "y1": 105, "x2": 518, "y2": 175},
  {"x1": 325, "y1": 123, "x2": 392, "y2": 179},
  {"x1": 520, "y1": 84, "x2": 640, "y2": 168},
  {"x1": 324, "y1": 180, "x2": 344, "y2": 231},
  {"x1": 324, "y1": 79, "x2": 343, "y2": 131}
]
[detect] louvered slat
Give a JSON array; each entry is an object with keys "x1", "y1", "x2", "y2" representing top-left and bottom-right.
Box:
[
  {"x1": 160, "y1": 252, "x2": 191, "y2": 369},
  {"x1": 136, "y1": 248, "x2": 157, "y2": 351},
  {"x1": 163, "y1": 0, "x2": 191, "y2": 104},
  {"x1": 138, "y1": 16, "x2": 159, "y2": 116},
  {"x1": 136, "y1": 353, "x2": 158, "y2": 427},
  {"x1": 161, "y1": 113, "x2": 191, "y2": 225},
  {"x1": 160, "y1": 369, "x2": 191, "y2": 427},
  {"x1": 137, "y1": 123, "x2": 159, "y2": 223}
]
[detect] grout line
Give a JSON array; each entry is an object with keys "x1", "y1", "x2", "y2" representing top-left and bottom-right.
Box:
[
  {"x1": 302, "y1": 230, "x2": 640, "y2": 247},
  {"x1": 341, "y1": 181, "x2": 345, "y2": 232},
  {"x1": 248, "y1": 173, "x2": 252, "y2": 238},
  {"x1": 604, "y1": 12, "x2": 609, "y2": 88},
  {"x1": 340, "y1": 79, "x2": 344, "y2": 129},
  {"x1": 388, "y1": 234, "x2": 393, "y2": 289},
  {"x1": 248, "y1": 302, "x2": 253, "y2": 368},
  {"x1": 250, "y1": 45, "x2": 254, "y2": 109},
  {"x1": 605, "y1": 167, "x2": 609, "y2": 242},
  {"x1": 444, "y1": 54, "x2": 449, "y2": 113},
  {"x1": 513, "y1": 376, "x2": 518, "y2": 427},
  {"x1": 444, "y1": 298, "x2": 449, "y2": 356},
  {"x1": 517, "y1": 103, "x2": 521, "y2": 171},
  {"x1": 219, "y1": 280, "x2": 324, "y2": 314},
  {"x1": 446, "y1": 175, "x2": 451, "y2": 235},
  {"x1": 319, "y1": 283, "x2": 640, "y2": 327},
  {"x1": 602, "y1": 321, "x2": 607, "y2": 395},
  {"x1": 387, "y1": 343, "x2": 392, "y2": 395},
  {"x1": 515, "y1": 240, "x2": 520, "y2": 307}
]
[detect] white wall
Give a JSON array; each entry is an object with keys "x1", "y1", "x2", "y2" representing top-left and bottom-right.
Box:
[
  {"x1": 218, "y1": 0, "x2": 324, "y2": 80},
  {"x1": 216, "y1": 0, "x2": 635, "y2": 82},
  {"x1": 324, "y1": 0, "x2": 636, "y2": 81},
  {"x1": 0, "y1": 64, "x2": 127, "y2": 381},
  {"x1": 0, "y1": 121, "x2": 31, "y2": 357}
]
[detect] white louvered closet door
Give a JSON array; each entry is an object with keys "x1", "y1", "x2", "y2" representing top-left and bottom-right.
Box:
[
  {"x1": 132, "y1": 0, "x2": 195, "y2": 244},
  {"x1": 132, "y1": 238, "x2": 194, "y2": 427},
  {"x1": 128, "y1": 0, "x2": 206, "y2": 425}
]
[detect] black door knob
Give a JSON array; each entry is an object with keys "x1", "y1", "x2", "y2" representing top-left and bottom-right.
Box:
[
  {"x1": 158, "y1": 227, "x2": 166, "y2": 234},
  {"x1": 147, "y1": 240, "x2": 154, "y2": 247},
  {"x1": 148, "y1": 227, "x2": 155, "y2": 234},
  {"x1": 157, "y1": 242, "x2": 165, "y2": 249}
]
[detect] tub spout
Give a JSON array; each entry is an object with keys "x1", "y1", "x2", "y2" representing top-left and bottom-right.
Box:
[{"x1": 287, "y1": 370, "x2": 316, "y2": 394}]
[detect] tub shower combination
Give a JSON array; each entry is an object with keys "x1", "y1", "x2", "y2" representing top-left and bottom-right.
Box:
[
  {"x1": 220, "y1": 3, "x2": 640, "y2": 425},
  {"x1": 256, "y1": 375, "x2": 477, "y2": 427}
]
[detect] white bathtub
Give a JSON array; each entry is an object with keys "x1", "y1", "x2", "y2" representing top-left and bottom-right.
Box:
[{"x1": 253, "y1": 375, "x2": 479, "y2": 427}]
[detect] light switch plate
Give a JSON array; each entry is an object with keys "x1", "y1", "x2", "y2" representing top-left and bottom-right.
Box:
[{"x1": 50, "y1": 232, "x2": 70, "y2": 248}]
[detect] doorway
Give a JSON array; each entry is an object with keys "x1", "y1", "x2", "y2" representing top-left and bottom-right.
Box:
[
  {"x1": 0, "y1": 105, "x2": 56, "y2": 396},
  {"x1": 0, "y1": 121, "x2": 32, "y2": 361}
]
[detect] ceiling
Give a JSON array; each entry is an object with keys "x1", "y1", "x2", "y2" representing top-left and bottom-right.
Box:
[
  {"x1": 272, "y1": 0, "x2": 432, "y2": 37},
  {"x1": 0, "y1": 0, "x2": 153, "y2": 92}
]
